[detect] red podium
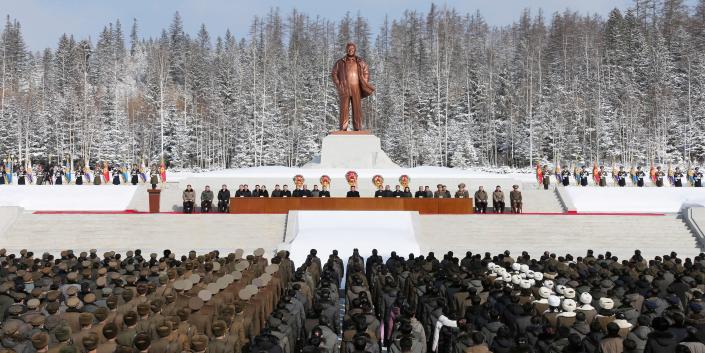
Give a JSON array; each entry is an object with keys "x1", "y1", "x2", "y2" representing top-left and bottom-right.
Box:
[{"x1": 148, "y1": 189, "x2": 161, "y2": 213}]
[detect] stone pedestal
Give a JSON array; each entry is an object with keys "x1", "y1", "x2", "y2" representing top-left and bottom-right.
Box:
[
  {"x1": 147, "y1": 189, "x2": 161, "y2": 213},
  {"x1": 314, "y1": 131, "x2": 399, "y2": 169}
]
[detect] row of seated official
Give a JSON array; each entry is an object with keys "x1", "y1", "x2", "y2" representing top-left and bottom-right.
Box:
[{"x1": 181, "y1": 183, "x2": 522, "y2": 213}]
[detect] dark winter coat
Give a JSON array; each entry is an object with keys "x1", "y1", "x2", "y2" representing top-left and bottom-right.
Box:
[{"x1": 644, "y1": 331, "x2": 679, "y2": 353}]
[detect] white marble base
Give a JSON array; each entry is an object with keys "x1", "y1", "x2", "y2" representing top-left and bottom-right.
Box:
[{"x1": 308, "y1": 133, "x2": 399, "y2": 169}]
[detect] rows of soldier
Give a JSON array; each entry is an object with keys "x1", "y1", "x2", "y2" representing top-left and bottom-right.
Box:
[{"x1": 0, "y1": 247, "x2": 310, "y2": 353}]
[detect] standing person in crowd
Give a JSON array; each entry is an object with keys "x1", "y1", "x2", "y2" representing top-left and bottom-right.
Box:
[
  {"x1": 542, "y1": 165, "x2": 551, "y2": 190},
  {"x1": 347, "y1": 186, "x2": 360, "y2": 197},
  {"x1": 695, "y1": 167, "x2": 703, "y2": 187},
  {"x1": 149, "y1": 164, "x2": 158, "y2": 188},
  {"x1": 44, "y1": 165, "x2": 53, "y2": 184},
  {"x1": 35, "y1": 165, "x2": 44, "y2": 185},
  {"x1": 475, "y1": 186, "x2": 488, "y2": 213},
  {"x1": 94, "y1": 164, "x2": 103, "y2": 185},
  {"x1": 674, "y1": 167, "x2": 684, "y2": 187},
  {"x1": 281, "y1": 185, "x2": 292, "y2": 197},
  {"x1": 111, "y1": 164, "x2": 121, "y2": 185},
  {"x1": 617, "y1": 166, "x2": 628, "y2": 187},
  {"x1": 182, "y1": 184, "x2": 196, "y2": 213},
  {"x1": 599, "y1": 166, "x2": 608, "y2": 187},
  {"x1": 580, "y1": 166, "x2": 590, "y2": 187},
  {"x1": 415, "y1": 186, "x2": 425, "y2": 198},
  {"x1": 561, "y1": 167, "x2": 571, "y2": 186},
  {"x1": 319, "y1": 186, "x2": 331, "y2": 197},
  {"x1": 74, "y1": 165, "x2": 83, "y2": 185},
  {"x1": 493, "y1": 185, "x2": 505, "y2": 213},
  {"x1": 510, "y1": 184, "x2": 522, "y2": 213},
  {"x1": 201, "y1": 185, "x2": 214, "y2": 213},
  {"x1": 636, "y1": 166, "x2": 645, "y2": 187},
  {"x1": 655, "y1": 166, "x2": 665, "y2": 187},
  {"x1": 0, "y1": 163, "x2": 6, "y2": 185},
  {"x1": 130, "y1": 165, "x2": 140, "y2": 185},
  {"x1": 217, "y1": 184, "x2": 230, "y2": 212},
  {"x1": 311, "y1": 185, "x2": 321, "y2": 197},
  {"x1": 401, "y1": 186, "x2": 412, "y2": 197},
  {"x1": 455, "y1": 183, "x2": 469, "y2": 198},
  {"x1": 17, "y1": 166, "x2": 27, "y2": 185},
  {"x1": 54, "y1": 166, "x2": 65, "y2": 185}
]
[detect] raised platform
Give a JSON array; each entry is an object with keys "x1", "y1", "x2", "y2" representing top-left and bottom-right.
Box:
[
  {"x1": 282, "y1": 211, "x2": 421, "y2": 278},
  {"x1": 228, "y1": 197, "x2": 473, "y2": 214},
  {"x1": 309, "y1": 132, "x2": 400, "y2": 169}
]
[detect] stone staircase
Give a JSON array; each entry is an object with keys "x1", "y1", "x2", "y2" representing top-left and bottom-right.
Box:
[
  {"x1": 521, "y1": 189, "x2": 566, "y2": 213},
  {"x1": 417, "y1": 213, "x2": 702, "y2": 259}
]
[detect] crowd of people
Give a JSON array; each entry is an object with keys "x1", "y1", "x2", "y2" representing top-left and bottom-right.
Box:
[
  {"x1": 180, "y1": 184, "x2": 524, "y2": 214},
  {"x1": 538, "y1": 165, "x2": 705, "y2": 189},
  {"x1": 2, "y1": 247, "x2": 705, "y2": 353},
  {"x1": 0, "y1": 163, "x2": 164, "y2": 187}
]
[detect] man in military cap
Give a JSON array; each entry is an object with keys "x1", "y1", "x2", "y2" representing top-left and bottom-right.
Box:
[
  {"x1": 190, "y1": 334, "x2": 209, "y2": 353},
  {"x1": 133, "y1": 332, "x2": 151, "y2": 353},
  {"x1": 510, "y1": 185, "x2": 522, "y2": 214},
  {"x1": 82, "y1": 332, "x2": 100, "y2": 353},
  {"x1": 96, "y1": 323, "x2": 118, "y2": 353},
  {"x1": 209, "y1": 320, "x2": 236, "y2": 353},
  {"x1": 492, "y1": 185, "x2": 505, "y2": 213},
  {"x1": 48, "y1": 326, "x2": 73, "y2": 353},
  {"x1": 115, "y1": 311, "x2": 139, "y2": 347}
]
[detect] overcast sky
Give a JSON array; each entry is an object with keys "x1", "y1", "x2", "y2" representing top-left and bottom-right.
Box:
[{"x1": 0, "y1": 0, "x2": 695, "y2": 50}]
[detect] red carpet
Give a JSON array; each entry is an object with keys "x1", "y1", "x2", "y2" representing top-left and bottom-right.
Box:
[{"x1": 32, "y1": 210, "x2": 666, "y2": 216}]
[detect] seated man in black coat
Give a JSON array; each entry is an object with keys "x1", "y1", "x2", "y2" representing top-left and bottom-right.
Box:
[
  {"x1": 242, "y1": 184, "x2": 252, "y2": 197},
  {"x1": 271, "y1": 185, "x2": 282, "y2": 197},
  {"x1": 346, "y1": 186, "x2": 360, "y2": 197},
  {"x1": 301, "y1": 185, "x2": 313, "y2": 197},
  {"x1": 217, "y1": 184, "x2": 230, "y2": 212},
  {"x1": 414, "y1": 186, "x2": 426, "y2": 198},
  {"x1": 292, "y1": 186, "x2": 303, "y2": 197},
  {"x1": 392, "y1": 185, "x2": 403, "y2": 198},
  {"x1": 374, "y1": 186, "x2": 384, "y2": 198},
  {"x1": 281, "y1": 185, "x2": 292, "y2": 197},
  {"x1": 319, "y1": 186, "x2": 331, "y2": 197}
]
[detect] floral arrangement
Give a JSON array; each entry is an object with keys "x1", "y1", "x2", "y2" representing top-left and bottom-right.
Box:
[
  {"x1": 345, "y1": 171, "x2": 358, "y2": 186},
  {"x1": 293, "y1": 174, "x2": 305, "y2": 187},
  {"x1": 320, "y1": 175, "x2": 331, "y2": 188},
  {"x1": 399, "y1": 174, "x2": 410, "y2": 189},
  {"x1": 372, "y1": 174, "x2": 384, "y2": 187}
]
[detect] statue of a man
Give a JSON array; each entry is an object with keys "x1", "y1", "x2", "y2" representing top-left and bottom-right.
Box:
[{"x1": 331, "y1": 42, "x2": 374, "y2": 131}]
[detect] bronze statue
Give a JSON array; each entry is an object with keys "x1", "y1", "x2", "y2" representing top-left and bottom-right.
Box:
[{"x1": 331, "y1": 42, "x2": 374, "y2": 131}]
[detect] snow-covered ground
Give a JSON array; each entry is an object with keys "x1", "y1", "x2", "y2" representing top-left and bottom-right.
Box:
[
  {"x1": 0, "y1": 185, "x2": 141, "y2": 211},
  {"x1": 2, "y1": 167, "x2": 704, "y2": 213},
  {"x1": 283, "y1": 211, "x2": 421, "y2": 284},
  {"x1": 566, "y1": 187, "x2": 705, "y2": 213},
  {"x1": 168, "y1": 165, "x2": 537, "y2": 182}
]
